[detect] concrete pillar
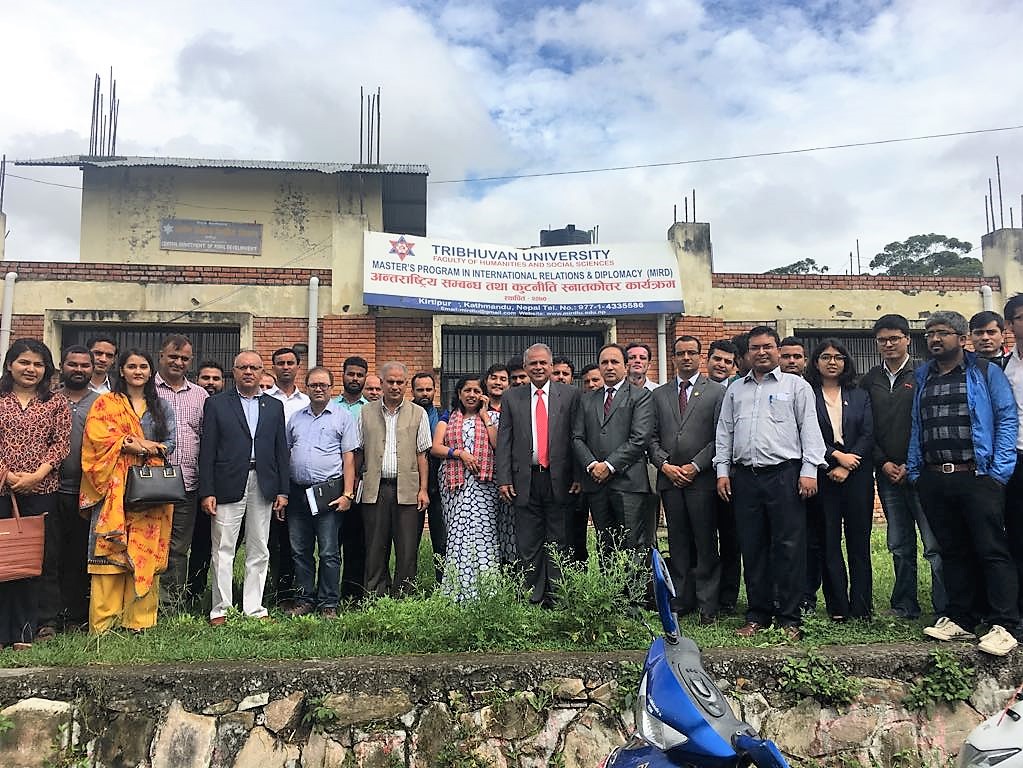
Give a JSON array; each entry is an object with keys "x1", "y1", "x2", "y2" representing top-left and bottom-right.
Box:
[
  {"x1": 667, "y1": 221, "x2": 714, "y2": 316},
  {"x1": 981, "y1": 228, "x2": 1023, "y2": 307}
]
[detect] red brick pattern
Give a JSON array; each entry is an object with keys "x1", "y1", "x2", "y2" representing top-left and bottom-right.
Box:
[
  {"x1": 11, "y1": 314, "x2": 44, "y2": 341},
  {"x1": 0, "y1": 261, "x2": 331, "y2": 286},
  {"x1": 376, "y1": 317, "x2": 433, "y2": 377},
  {"x1": 711, "y1": 273, "x2": 999, "y2": 291}
]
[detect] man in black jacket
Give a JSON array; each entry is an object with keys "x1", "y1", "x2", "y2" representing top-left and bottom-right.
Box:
[{"x1": 860, "y1": 314, "x2": 946, "y2": 620}]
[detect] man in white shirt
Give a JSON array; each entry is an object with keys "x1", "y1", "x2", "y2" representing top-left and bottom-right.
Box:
[{"x1": 1001, "y1": 295, "x2": 1023, "y2": 620}]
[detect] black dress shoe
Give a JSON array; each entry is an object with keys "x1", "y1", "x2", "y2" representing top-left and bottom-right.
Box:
[{"x1": 699, "y1": 613, "x2": 717, "y2": 626}]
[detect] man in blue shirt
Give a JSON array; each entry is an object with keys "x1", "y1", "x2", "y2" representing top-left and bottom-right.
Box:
[{"x1": 286, "y1": 367, "x2": 358, "y2": 617}]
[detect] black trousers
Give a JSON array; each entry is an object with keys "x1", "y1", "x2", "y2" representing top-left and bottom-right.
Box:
[
  {"x1": 340, "y1": 502, "x2": 367, "y2": 600},
  {"x1": 588, "y1": 487, "x2": 649, "y2": 558},
  {"x1": 715, "y1": 495, "x2": 741, "y2": 609},
  {"x1": 0, "y1": 493, "x2": 54, "y2": 645},
  {"x1": 662, "y1": 483, "x2": 720, "y2": 617},
  {"x1": 516, "y1": 468, "x2": 568, "y2": 605},
  {"x1": 187, "y1": 504, "x2": 213, "y2": 600},
  {"x1": 566, "y1": 492, "x2": 590, "y2": 564},
  {"x1": 267, "y1": 513, "x2": 295, "y2": 604},
  {"x1": 37, "y1": 492, "x2": 90, "y2": 628},
  {"x1": 1004, "y1": 453, "x2": 1023, "y2": 618},
  {"x1": 363, "y1": 480, "x2": 420, "y2": 598},
  {"x1": 418, "y1": 486, "x2": 446, "y2": 584},
  {"x1": 917, "y1": 470, "x2": 1019, "y2": 630},
  {"x1": 813, "y1": 468, "x2": 875, "y2": 618},
  {"x1": 732, "y1": 462, "x2": 806, "y2": 628}
]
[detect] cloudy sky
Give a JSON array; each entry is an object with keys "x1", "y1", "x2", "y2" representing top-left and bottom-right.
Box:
[{"x1": 1, "y1": 0, "x2": 1020, "y2": 272}]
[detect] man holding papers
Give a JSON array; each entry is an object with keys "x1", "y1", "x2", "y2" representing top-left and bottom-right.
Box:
[{"x1": 285, "y1": 367, "x2": 358, "y2": 617}]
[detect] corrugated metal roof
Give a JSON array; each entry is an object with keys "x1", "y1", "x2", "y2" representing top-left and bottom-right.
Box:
[{"x1": 16, "y1": 155, "x2": 429, "y2": 175}]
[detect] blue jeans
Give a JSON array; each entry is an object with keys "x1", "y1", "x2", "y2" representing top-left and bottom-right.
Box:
[
  {"x1": 288, "y1": 483, "x2": 342, "y2": 609},
  {"x1": 877, "y1": 472, "x2": 946, "y2": 617}
]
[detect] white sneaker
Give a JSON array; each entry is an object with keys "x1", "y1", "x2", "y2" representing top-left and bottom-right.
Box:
[
  {"x1": 923, "y1": 617, "x2": 977, "y2": 642},
  {"x1": 978, "y1": 625, "x2": 1018, "y2": 657}
]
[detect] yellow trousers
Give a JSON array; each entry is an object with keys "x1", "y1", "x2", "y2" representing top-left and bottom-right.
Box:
[{"x1": 89, "y1": 573, "x2": 159, "y2": 634}]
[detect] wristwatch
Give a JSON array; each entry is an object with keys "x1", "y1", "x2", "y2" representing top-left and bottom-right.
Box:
[{"x1": 343, "y1": 491, "x2": 356, "y2": 501}]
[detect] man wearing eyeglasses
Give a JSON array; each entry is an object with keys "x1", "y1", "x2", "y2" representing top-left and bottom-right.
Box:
[
  {"x1": 200, "y1": 350, "x2": 290, "y2": 625},
  {"x1": 284, "y1": 367, "x2": 357, "y2": 618},
  {"x1": 907, "y1": 311, "x2": 1020, "y2": 656},
  {"x1": 860, "y1": 314, "x2": 946, "y2": 622}
]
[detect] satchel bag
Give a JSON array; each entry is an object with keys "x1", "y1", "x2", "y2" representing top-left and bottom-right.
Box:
[
  {"x1": 0, "y1": 473, "x2": 45, "y2": 583},
  {"x1": 124, "y1": 450, "x2": 187, "y2": 510}
]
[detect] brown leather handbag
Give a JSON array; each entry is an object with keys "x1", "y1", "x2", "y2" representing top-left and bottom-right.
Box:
[{"x1": 0, "y1": 474, "x2": 45, "y2": 583}]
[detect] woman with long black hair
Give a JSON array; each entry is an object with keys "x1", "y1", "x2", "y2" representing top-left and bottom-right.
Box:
[
  {"x1": 0, "y1": 339, "x2": 70, "y2": 650},
  {"x1": 805, "y1": 338, "x2": 875, "y2": 620},
  {"x1": 81, "y1": 348, "x2": 176, "y2": 633}
]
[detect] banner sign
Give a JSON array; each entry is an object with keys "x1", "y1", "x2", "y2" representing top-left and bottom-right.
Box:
[
  {"x1": 363, "y1": 232, "x2": 684, "y2": 316},
  {"x1": 160, "y1": 218, "x2": 263, "y2": 255}
]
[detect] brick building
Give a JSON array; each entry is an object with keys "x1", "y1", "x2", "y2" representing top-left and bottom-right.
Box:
[{"x1": 3, "y1": 154, "x2": 1022, "y2": 395}]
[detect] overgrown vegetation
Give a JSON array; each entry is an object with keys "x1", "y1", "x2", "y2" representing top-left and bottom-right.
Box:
[
  {"x1": 903, "y1": 649, "x2": 975, "y2": 713},
  {"x1": 779, "y1": 651, "x2": 862, "y2": 706},
  {"x1": 301, "y1": 694, "x2": 340, "y2": 733},
  {"x1": 0, "y1": 527, "x2": 941, "y2": 667}
]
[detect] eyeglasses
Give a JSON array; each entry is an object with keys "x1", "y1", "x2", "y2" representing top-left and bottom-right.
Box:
[
  {"x1": 818, "y1": 354, "x2": 846, "y2": 363},
  {"x1": 307, "y1": 383, "x2": 331, "y2": 389},
  {"x1": 875, "y1": 335, "x2": 907, "y2": 346},
  {"x1": 924, "y1": 330, "x2": 957, "y2": 340}
]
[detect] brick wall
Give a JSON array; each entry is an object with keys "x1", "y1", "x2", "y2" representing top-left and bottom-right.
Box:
[
  {"x1": 0, "y1": 261, "x2": 331, "y2": 286},
  {"x1": 616, "y1": 317, "x2": 659, "y2": 379},
  {"x1": 711, "y1": 273, "x2": 999, "y2": 291},
  {"x1": 376, "y1": 317, "x2": 433, "y2": 377},
  {"x1": 11, "y1": 314, "x2": 44, "y2": 340}
]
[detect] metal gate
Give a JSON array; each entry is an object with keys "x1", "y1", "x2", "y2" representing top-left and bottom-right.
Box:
[
  {"x1": 440, "y1": 327, "x2": 604, "y2": 403},
  {"x1": 61, "y1": 324, "x2": 241, "y2": 383}
]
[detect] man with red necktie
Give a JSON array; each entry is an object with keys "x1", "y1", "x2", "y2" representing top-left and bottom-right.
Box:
[{"x1": 496, "y1": 343, "x2": 580, "y2": 606}]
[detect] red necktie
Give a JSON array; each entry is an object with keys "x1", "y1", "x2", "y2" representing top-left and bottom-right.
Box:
[
  {"x1": 604, "y1": 387, "x2": 614, "y2": 418},
  {"x1": 535, "y1": 389, "x2": 549, "y2": 468},
  {"x1": 679, "y1": 380, "x2": 689, "y2": 417}
]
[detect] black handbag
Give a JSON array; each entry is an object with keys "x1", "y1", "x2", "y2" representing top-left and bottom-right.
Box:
[{"x1": 124, "y1": 450, "x2": 187, "y2": 510}]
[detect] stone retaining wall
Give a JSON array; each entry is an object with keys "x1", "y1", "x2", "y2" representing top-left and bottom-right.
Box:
[{"x1": 1, "y1": 645, "x2": 1021, "y2": 768}]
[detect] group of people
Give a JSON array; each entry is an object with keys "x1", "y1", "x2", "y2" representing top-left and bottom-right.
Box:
[{"x1": 2, "y1": 301, "x2": 1022, "y2": 658}]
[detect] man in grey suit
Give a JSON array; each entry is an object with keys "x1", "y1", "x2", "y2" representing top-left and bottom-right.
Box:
[
  {"x1": 650, "y1": 336, "x2": 726, "y2": 622},
  {"x1": 573, "y1": 343, "x2": 655, "y2": 558},
  {"x1": 496, "y1": 343, "x2": 580, "y2": 606}
]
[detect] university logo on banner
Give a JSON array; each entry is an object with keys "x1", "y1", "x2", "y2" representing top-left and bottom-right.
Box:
[{"x1": 363, "y1": 232, "x2": 684, "y2": 317}]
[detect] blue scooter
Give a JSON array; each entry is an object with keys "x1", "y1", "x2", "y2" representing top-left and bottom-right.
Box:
[{"x1": 601, "y1": 548, "x2": 791, "y2": 768}]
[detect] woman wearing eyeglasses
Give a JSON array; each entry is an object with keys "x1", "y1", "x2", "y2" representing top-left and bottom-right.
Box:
[{"x1": 805, "y1": 339, "x2": 875, "y2": 621}]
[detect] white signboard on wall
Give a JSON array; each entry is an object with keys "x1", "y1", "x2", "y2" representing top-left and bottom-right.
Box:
[{"x1": 363, "y1": 232, "x2": 684, "y2": 316}]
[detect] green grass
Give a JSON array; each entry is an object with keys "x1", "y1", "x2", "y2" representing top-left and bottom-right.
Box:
[{"x1": 0, "y1": 525, "x2": 937, "y2": 667}]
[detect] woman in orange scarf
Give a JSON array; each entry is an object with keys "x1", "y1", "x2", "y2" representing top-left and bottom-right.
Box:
[{"x1": 81, "y1": 349, "x2": 176, "y2": 634}]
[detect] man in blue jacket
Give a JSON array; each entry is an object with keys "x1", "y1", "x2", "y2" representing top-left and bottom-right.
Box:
[{"x1": 908, "y1": 311, "x2": 1020, "y2": 655}]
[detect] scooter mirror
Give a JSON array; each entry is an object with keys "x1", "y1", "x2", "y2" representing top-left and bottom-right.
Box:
[{"x1": 651, "y1": 548, "x2": 681, "y2": 642}]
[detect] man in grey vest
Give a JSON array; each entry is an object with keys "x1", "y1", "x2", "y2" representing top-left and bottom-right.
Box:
[{"x1": 359, "y1": 362, "x2": 431, "y2": 598}]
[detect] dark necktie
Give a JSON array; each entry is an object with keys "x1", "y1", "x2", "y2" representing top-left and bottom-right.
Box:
[
  {"x1": 679, "y1": 379, "x2": 689, "y2": 417},
  {"x1": 604, "y1": 387, "x2": 614, "y2": 417}
]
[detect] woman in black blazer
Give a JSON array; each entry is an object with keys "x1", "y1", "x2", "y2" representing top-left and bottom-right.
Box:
[{"x1": 806, "y1": 339, "x2": 875, "y2": 620}]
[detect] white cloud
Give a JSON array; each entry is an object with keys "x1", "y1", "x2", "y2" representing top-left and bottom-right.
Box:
[{"x1": 1, "y1": 0, "x2": 1021, "y2": 276}]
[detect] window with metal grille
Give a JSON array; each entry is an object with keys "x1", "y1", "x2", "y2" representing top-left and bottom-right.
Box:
[
  {"x1": 60, "y1": 324, "x2": 241, "y2": 384},
  {"x1": 796, "y1": 330, "x2": 928, "y2": 377},
  {"x1": 440, "y1": 328, "x2": 604, "y2": 404}
]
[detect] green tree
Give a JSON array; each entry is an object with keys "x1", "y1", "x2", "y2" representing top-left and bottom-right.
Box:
[
  {"x1": 765, "y1": 258, "x2": 830, "y2": 275},
  {"x1": 869, "y1": 233, "x2": 979, "y2": 276}
]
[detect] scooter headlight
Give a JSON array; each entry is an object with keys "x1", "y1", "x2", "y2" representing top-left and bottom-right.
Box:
[
  {"x1": 958, "y1": 744, "x2": 1021, "y2": 768},
  {"x1": 636, "y1": 671, "x2": 689, "y2": 751}
]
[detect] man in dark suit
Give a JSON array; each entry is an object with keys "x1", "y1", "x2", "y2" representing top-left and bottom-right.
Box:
[
  {"x1": 650, "y1": 336, "x2": 726, "y2": 621},
  {"x1": 573, "y1": 343, "x2": 654, "y2": 559},
  {"x1": 200, "y1": 350, "x2": 290, "y2": 624},
  {"x1": 496, "y1": 343, "x2": 580, "y2": 605}
]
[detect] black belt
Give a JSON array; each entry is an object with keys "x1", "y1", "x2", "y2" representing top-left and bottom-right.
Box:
[
  {"x1": 531, "y1": 465, "x2": 549, "y2": 473},
  {"x1": 925, "y1": 461, "x2": 976, "y2": 474},
  {"x1": 735, "y1": 459, "x2": 799, "y2": 475},
  {"x1": 379, "y1": 477, "x2": 397, "y2": 485}
]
